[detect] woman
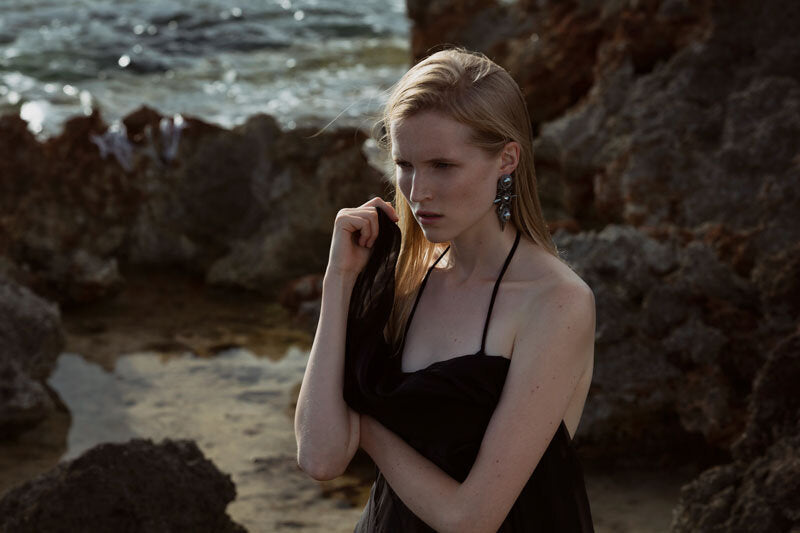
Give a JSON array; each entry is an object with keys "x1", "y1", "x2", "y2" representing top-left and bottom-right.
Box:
[{"x1": 295, "y1": 47, "x2": 595, "y2": 532}]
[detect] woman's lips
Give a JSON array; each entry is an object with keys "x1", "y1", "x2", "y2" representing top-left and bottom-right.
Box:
[{"x1": 417, "y1": 213, "x2": 443, "y2": 225}]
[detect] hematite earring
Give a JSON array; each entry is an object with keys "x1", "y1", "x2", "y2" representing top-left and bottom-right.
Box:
[{"x1": 493, "y1": 173, "x2": 516, "y2": 231}]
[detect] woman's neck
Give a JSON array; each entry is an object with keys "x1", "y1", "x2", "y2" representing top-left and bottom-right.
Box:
[{"x1": 443, "y1": 218, "x2": 520, "y2": 285}]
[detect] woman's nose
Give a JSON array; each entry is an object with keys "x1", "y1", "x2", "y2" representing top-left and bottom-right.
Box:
[{"x1": 409, "y1": 172, "x2": 432, "y2": 202}]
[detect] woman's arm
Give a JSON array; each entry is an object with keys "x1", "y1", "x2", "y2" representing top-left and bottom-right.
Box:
[
  {"x1": 294, "y1": 198, "x2": 398, "y2": 481},
  {"x1": 294, "y1": 271, "x2": 361, "y2": 480},
  {"x1": 359, "y1": 282, "x2": 596, "y2": 533},
  {"x1": 360, "y1": 413, "x2": 462, "y2": 531}
]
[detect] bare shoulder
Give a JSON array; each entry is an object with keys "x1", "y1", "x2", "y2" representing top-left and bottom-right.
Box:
[
  {"x1": 535, "y1": 268, "x2": 594, "y2": 318},
  {"x1": 510, "y1": 240, "x2": 596, "y2": 356},
  {"x1": 502, "y1": 239, "x2": 595, "y2": 436}
]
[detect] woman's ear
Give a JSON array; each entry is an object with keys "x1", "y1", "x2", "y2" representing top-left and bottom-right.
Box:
[{"x1": 499, "y1": 141, "x2": 520, "y2": 174}]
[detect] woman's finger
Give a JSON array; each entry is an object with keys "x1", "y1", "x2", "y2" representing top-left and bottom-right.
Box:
[
  {"x1": 336, "y1": 212, "x2": 370, "y2": 244},
  {"x1": 351, "y1": 212, "x2": 372, "y2": 247},
  {"x1": 365, "y1": 208, "x2": 379, "y2": 247},
  {"x1": 362, "y1": 196, "x2": 399, "y2": 222},
  {"x1": 350, "y1": 207, "x2": 381, "y2": 248}
]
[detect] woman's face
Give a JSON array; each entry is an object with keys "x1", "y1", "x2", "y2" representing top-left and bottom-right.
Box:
[{"x1": 391, "y1": 110, "x2": 509, "y2": 242}]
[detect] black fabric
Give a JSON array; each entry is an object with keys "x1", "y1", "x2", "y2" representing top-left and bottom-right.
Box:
[
  {"x1": 344, "y1": 206, "x2": 594, "y2": 532},
  {"x1": 343, "y1": 206, "x2": 402, "y2": 417}
]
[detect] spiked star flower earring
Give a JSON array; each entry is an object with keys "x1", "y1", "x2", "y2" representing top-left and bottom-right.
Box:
[{"x1": 493, "y1": 173, "x2": 516, "y2": 231}]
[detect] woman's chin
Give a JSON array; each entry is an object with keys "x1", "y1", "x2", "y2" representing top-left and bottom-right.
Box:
[{"x1": 419, "y1": 226, "x2": 451, "y2": 244}]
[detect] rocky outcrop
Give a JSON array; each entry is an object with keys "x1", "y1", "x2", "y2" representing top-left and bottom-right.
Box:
[
  {"x1": 671, "y1": 333, "x2": 800, "y2": 532},
  {"x1": 538, "y1": 0, "x2": 799, "y2": 500},
  {"x1": 0, "y1": 111, "x2": 130, "y2": 303},
  {"x1": 0, "y1": 106, "x2": 386, "y2": 304},
  {"x1": 408, "y1": 0, "x2": 713, "y2": 126},
  {"x1": 0, "y1": 438, "x2": 246, "y2": 532},
  {"x1": 0, "y1": 276, "x2": 65, "y2": 439},
  {"x1": 532, "y1": 0, "x2": 800, "y2": 255},
  {"x1": 554, "y1": 225, "x2": 759, "y2": 463}
]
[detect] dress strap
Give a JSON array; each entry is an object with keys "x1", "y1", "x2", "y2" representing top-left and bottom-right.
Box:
[
  {"x1": 480, "y1": 229, "x2": 522, "y2": 353},
  {"x1": 401, "y1": 245, "x2": 451, "y2": 345}
]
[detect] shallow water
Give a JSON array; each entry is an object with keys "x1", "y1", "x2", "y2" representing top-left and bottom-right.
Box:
[
  {"x1": 0, "y1": 0, "x2": 410, "y2": 138},
  {"x1": 50, "y1": 348, "x2": 301, "y2": 462}
]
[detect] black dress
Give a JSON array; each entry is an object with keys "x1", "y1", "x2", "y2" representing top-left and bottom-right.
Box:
[{"x1": 344, "y1": 207, "x2": 594, "y2": 532}]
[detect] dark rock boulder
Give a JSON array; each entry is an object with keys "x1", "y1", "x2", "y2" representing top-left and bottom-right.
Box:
[
  {"x1": 671, "y1": 333, "x2": 800, "y2": 532},
  {"x1": 0, "y1": 438, "x2": 246, "y2": 533},
  {"x1": 0, "y1": 276, "x2": 64, "y2": 439},
  {"x1": 555, "y1": 224, "x2": 757, "y2": 463}
]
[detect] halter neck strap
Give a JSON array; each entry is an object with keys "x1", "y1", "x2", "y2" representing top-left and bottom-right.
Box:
[{"x1": 400, "y1": 229, "x2": 522, "y2": 355}]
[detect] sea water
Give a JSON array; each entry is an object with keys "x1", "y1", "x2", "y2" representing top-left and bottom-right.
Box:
[{"x1": 0, "y1": 0, "x2": 410, "y2": 139}]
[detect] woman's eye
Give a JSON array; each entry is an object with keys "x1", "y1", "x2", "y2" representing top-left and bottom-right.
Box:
[
  {"x1": 433, "y1": 162, "x2": 451, "y2": 169},
  {"x1": 396, "y1": 162, "x2": 411, "y2": 169}
]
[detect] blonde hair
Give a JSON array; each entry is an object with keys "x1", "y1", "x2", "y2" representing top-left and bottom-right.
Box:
[{"x1": 375, "y1": 47, "x2": 558, "y2": 349}]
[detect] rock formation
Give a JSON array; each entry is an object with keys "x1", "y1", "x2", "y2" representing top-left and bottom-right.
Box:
[
  {"x1": 554, "y1": 225, "x2": 756, "y2": 464},
  {"x1": 0, "y1": 276, "x2": 65, "y2": 440},
  {"x1": 0, "y1": 438, "x2": 246, "y2": 532},
  {"x1": 0, "y1": 107, "x2": 387, "y2": 304},
  {"x1": 671, "y1": 333, "x2": 800, "y2": 532}
]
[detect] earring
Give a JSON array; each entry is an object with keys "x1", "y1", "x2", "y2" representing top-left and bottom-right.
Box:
[{"x1": 493, "y1": 174, "x2": 516, "y2": 231}]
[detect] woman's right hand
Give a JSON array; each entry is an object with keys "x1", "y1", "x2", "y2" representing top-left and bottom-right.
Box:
[{"x1": 326, "y1": 197, "x2": 398, "y2": 279}]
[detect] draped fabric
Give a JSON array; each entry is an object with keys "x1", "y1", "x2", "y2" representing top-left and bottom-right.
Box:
[
  {"x1": 344, "y1": 206, "x2": 594, "y2": 532},
  {"x1": 343, "y1": 206, "x2": 402, "y2": 418}
]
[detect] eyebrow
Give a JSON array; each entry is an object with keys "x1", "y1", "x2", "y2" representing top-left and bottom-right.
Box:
[{"x1": 392, "y1": 155, "x2": 458, "y2": 163}]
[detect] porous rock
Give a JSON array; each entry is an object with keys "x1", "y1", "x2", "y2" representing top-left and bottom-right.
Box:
[
  {"x1": 0, "y1": 276, "x2": 64, "y2": 439},
  {"x1": 0, "y1": 438, "x2": 246, "y2": 533}
]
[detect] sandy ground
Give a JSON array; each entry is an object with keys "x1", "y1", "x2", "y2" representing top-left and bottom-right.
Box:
[{"x1": 0, "y1": 268, "x2": 693, "y2": 532}]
